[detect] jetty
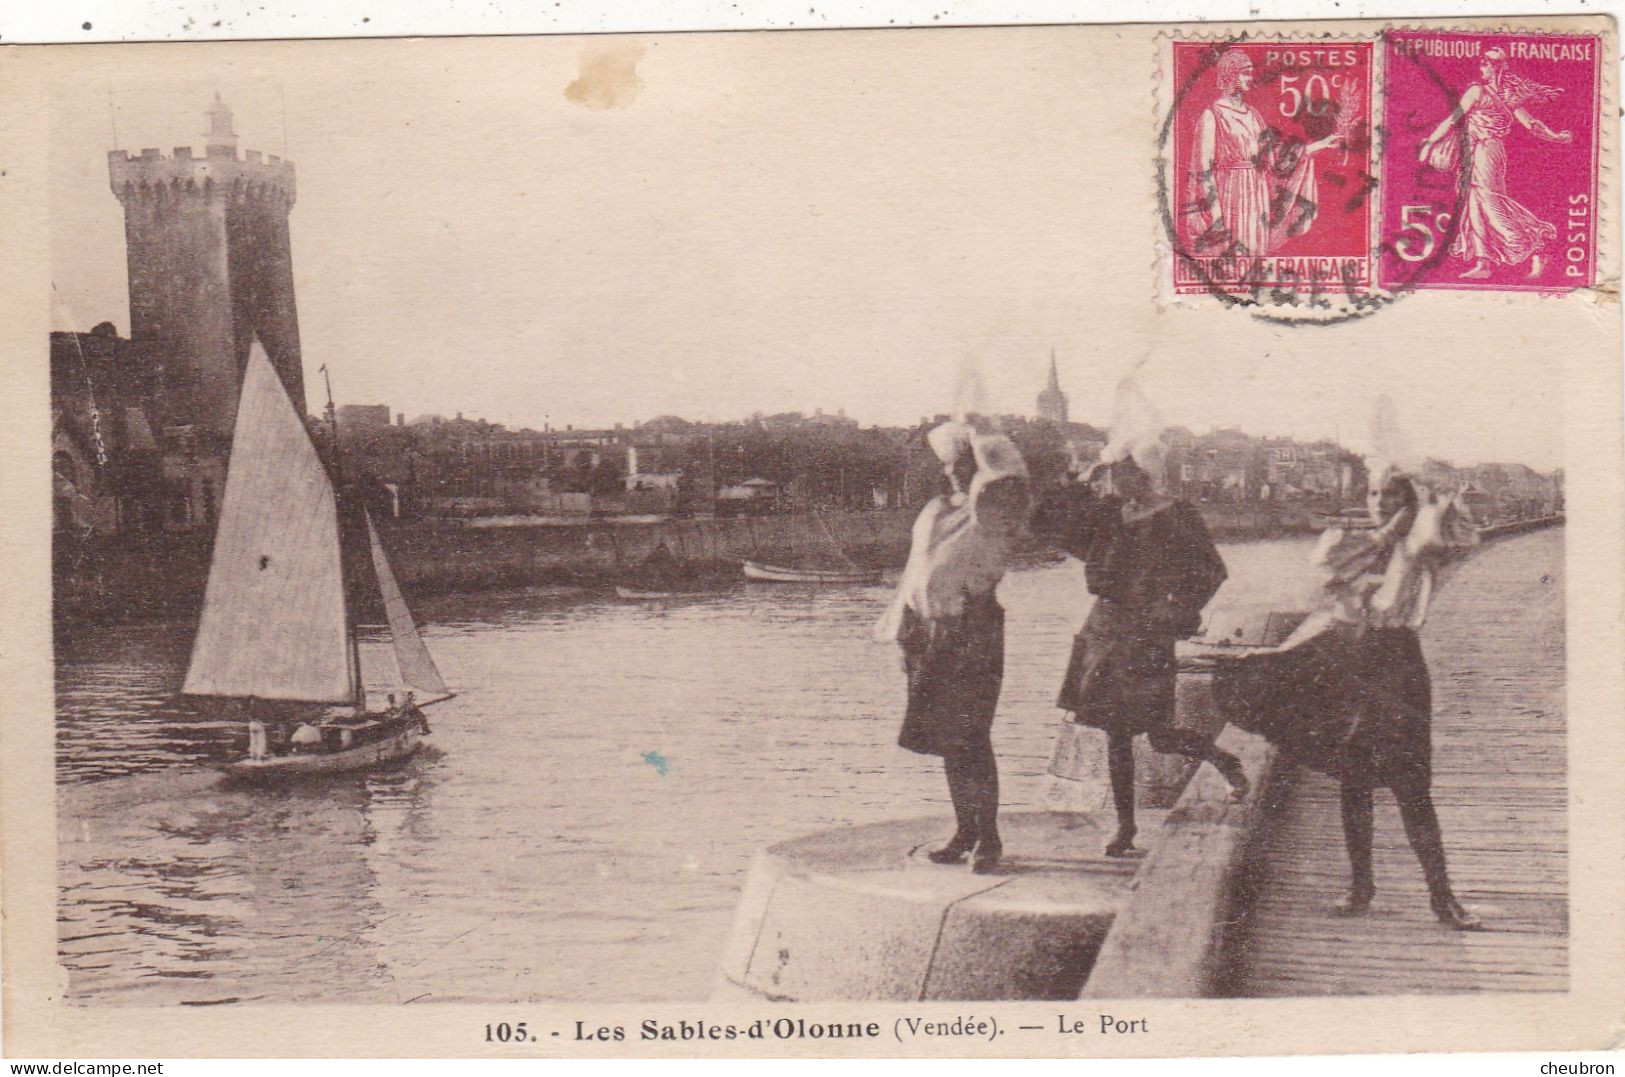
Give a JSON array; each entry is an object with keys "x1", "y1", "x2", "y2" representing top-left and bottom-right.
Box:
[
  {"x1": 718, "y1": 524, "x2": 1566, "y2": 1000},
  {"x1": 1226, "y1": 525, "x2": 1566, "y2": 996}
]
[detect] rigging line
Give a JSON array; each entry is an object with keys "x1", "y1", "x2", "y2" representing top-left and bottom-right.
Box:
[
  {"x1": 106, "y1": 86, "x2": 119, "y2": 149},
  {"x1": 319, "y1": 361, "x2": 366, "y2": 710},
  {"x1": 280, "y1": 85, "x2": 289, "y2": 156},
  {"x1": 814, "y1": 508, "x2": 857, "y2": 569}
]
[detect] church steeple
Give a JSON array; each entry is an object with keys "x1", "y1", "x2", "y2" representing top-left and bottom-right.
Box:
[{"x1": 1037, "y1": 348, "x2": 1069, "y2": 423}]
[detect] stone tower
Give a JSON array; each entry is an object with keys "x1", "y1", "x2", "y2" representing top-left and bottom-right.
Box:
[
  {"x1": 1036, "y1": 348, "x2": 1069, "y2": 423},
  {"x1": 109, "y1": 94, "x2": 304, "y2": 439}
]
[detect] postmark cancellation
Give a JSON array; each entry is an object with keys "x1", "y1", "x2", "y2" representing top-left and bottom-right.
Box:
[{"x1": 1158, "y1": 22, "x2": 1612, "y2": 311}]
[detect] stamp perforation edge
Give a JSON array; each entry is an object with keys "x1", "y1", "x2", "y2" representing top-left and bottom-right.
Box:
[{"x1": 1150, "y1": 15, "x2": 1618, "y2": 316}]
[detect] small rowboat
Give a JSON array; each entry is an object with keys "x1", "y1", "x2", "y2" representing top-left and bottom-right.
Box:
[
  {"x1": 616, "y1": 585, "x2": 677, "y2": 600},
  {"x1": 1312, "y1": 510, "x2": 1376, "y2": 532},
  {"x1": 742, "y1": 560, "x2": 882, "y2": 585},
  {"x1": 614, "y1": 584, "x2": 720, "y2": 600}
]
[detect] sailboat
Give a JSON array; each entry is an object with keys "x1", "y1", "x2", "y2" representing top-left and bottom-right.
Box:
[
  {"x1": 614, "y1": 537, "x2": 724, "y2": 600},
  {"x1": 742, "y1": 511, "x2": 881, "y2": 584},
  {"x1": 183, "y1": 342, "x2": 453, "y2": 779}
]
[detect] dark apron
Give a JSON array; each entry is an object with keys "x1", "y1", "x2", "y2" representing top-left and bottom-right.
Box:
[
  {"x1": 1213, "y1": 625, "x2": 1433, "y2": 787},
  {"x1": 1057, "y1": 598, "x2": 1180, "y2": 737},
  {"x1": 898, "y1": 591, "x2": 1005, "y2": 758}
]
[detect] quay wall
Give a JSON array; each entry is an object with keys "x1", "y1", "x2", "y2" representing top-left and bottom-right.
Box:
[
  {"x1": 52, "y1": 503, "x2": 1487, "y2": 630},
  {"x1": 379, "y1": 508, "x2": 915, "y2": 593},
  {"x1": 1478, "y1": 513, "x2": 1563, "y2": 539},
  {"x1": 1079, "y1": 727, "x2": 1284, "y2": 999},
  {"x1": 51, "y1": 509, "x2": 915, "y2": 628}
]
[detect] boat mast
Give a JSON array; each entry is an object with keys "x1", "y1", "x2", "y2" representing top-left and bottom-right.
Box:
[{"x1": 321, "y1": 364, "x2": 367, "y2": 711}]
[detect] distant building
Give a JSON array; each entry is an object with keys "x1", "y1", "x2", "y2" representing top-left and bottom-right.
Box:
[
  {"x1": 336, "y1": 404, "x2": 392, "y2": 432},
  {"x1": 805, "y1": 407, "x2": 859, "y2": 430},
  {"x1": 52, "y1": 418, "x2": 119, "y2": 534},
  {"x1": 1466, "y1": 462, "x2": 1562, "y2": 522},
  {"x1": 1036, "y1": 350, "x2": 1069, "y2": 423},
  {"x1": 717, "y1": 477, "x2": 781, "y2": 515},
  {"x1": 623, "y1": 443, "x2": 682, "y2": 511},
  {"x1": 1414, "y1": 458, "x2": 1561, "y2": 524},
  {"x1": 108, "y1": 95, "x2": 303, "y2": 438},
  {"x1": 50, "y1": 324, "x2": 169, "y2": 533},
  {"x1": 1061, "y1": 426, "x2": 1107, "y2": 473},
  {"x1": 1261, "y1": 437, "x2": 1354, "y2": 500},
  {"x1": 51, "y1": 323, "x2": 234, "y2": 534},
  {"x1": 158, "y1": 426, "x2": 230, "y2": 531},
  {"x1": 1166, "y1": 428, "x2": 1264, "y2": 502},
  {"x1": 378, "y1": 414, "x2": 644, "y2": 515},
  {"x1": 639, "y1": 415, "x2": 702, "y2": 444}
]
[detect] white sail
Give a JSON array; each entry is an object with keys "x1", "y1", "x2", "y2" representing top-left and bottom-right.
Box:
[
  {"x1": 365, "y1": 512, "x2": 449, "y2": 695},
  {"x1": 183, "y1": 343, "x2": 355, "y2": 703}
]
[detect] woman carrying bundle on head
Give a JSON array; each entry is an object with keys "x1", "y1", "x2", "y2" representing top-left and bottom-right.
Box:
[
  {"x1": 1032, "y1": 438, "x2": 1250, "y2": 859},
  {"x1": 875, "y1": 421, "x2": 1031, "y2": 875},
  {"x1": 1211, "y1": 465, "x2": 1485, "y2": 929}
]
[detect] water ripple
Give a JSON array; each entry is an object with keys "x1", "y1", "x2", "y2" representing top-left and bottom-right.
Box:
[{"x1": 57, "y1": 541, "x2": 1320, "y2": 1003}]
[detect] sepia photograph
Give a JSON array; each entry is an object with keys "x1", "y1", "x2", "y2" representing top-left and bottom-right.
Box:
[{"x1": 3, "y1": 7, "x2": 1622, "y2": 1061}]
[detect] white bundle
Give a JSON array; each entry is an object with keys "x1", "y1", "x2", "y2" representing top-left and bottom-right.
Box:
[{"x1": 1099, "y1": 375, "x2": 1170, "y2": 486}]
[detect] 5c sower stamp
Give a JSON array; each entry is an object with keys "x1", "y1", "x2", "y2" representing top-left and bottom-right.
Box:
[{"x1": 1379, "y1": 30, "x2": 1603, "y2": 292}]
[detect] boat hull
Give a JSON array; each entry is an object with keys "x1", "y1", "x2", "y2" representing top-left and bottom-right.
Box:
[
  {"x1": 225, "y1": 715, "x2": 426, "y2": 780},
  {"x1": 741, "y1": 560, "x2": 881, "y2": 584},
  {"x1": 614, "y1": 585, "x2": 719, "y2": 600},
  {"x1": 1312, "y1": 512, "x2": 1376, "y2": 532}
]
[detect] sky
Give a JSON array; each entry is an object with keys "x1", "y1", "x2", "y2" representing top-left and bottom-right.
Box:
[{"x1": 44, "y1": 29, "x2": 1579, "y2": 469}]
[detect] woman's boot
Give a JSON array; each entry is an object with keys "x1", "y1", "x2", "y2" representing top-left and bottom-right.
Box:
[
  {"x1": 971, "y1": 835, "x2": 1003, "y2": 874},
  {"x1": 970, "y1": 751, "x2": 1002, "y2": 874},
  {"x1": 1333, "y1": 782, "x2": 1376, "y2": 916},
  {"x1": 927, "y1": 832, "x2": 977, "y2": 864},
  {"x1": 1105, "y1": 733, "x2": 1143, "y2": 857},
  {"x1": 1215, "y1": 752, "x2": 1251, "y2": 802},
  {"x1": 1429, "y1": 892, "x2": 1485, "y2": 931},
  {"x1": 1332, "y1": 879, "x2": 1376, "y2": 917},
  {"x1": 929, "y1": 757, "x2": 978, "y2": 864},
  {"x1": 1396, "y1": 780, "x2": 1486, "y2": 931}
]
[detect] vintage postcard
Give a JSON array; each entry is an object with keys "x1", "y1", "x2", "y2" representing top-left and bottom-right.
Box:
[{"x1": 2, "y1": 12, "x2": 1622, "y2": 1061}]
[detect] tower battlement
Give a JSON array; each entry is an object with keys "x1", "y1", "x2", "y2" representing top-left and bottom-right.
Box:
[
  {"x1": 108, "y1": 95, "x2": 305, "y2": 438},
  {"x1": 108, "y1": 147, "x2": 296, "y2": 205}
]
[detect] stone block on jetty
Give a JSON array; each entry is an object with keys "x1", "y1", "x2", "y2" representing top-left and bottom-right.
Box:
[{"x1": 715, "y1": 811, "x2": 1161, "y2": 1001}]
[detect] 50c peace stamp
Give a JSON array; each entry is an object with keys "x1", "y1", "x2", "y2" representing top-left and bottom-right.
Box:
[{"x1": 1167, "y1": 39, "x2": 1376, "y2": 297}]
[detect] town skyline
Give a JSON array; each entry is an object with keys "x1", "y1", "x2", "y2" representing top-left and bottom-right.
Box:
[
  {"x1": 48, "y1": 37, "x2": 1564, "y2": 470},
  {"x1": 50, "y1": 307, "x2": 1563, "y2": 475},
  {"x1": 323, "y1": 399, "x2": 1560, "y2": 478}
]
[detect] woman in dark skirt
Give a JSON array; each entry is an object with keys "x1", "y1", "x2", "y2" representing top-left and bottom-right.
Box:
[
  {"x1": 1033, "y1": 450, "x2": 1249, "y2": 859},
  {"x1": 876, "y1": 421, "x2": 1030, "y2": 874},
  {"x1": 1212, "y1": 471, "x2": 1485, "y2": 929}
]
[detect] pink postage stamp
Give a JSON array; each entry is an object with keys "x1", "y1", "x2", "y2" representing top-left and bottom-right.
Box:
[
  {"x1": 1379, "y1": 30, "x2": 1604, "y2": 292},
  {"x1": 1169, "y1": 40, "x2": 1376, "y2": 296}
]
